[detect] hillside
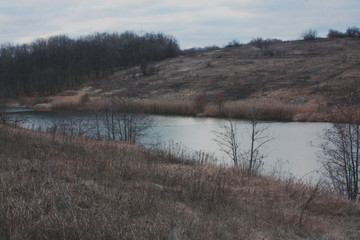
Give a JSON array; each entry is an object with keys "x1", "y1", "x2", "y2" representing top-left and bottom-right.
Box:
[
  {"x1": 18, "y1": 38, "x2": 360, "y2": 121},
  {"x1": 97, "y1": 38, "x2": 360, "y2": 103},
  {"x1": 1, "y1": 125, "x2": 359, "y2": 239}
]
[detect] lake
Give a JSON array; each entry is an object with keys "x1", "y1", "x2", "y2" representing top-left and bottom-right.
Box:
[{"x1": 7, "y1": 108, "x2": 330, "y2": 181}]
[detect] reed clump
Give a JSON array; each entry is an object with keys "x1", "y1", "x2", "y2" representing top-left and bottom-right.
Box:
[
  {"x1": 204, "y1": 100, "x2": 298, "y2": 121},
  {"x1": 86, "y1": 97, "x2": 318, "y2": 121},
  {"x1": 0, "y1": 125, "x2": 359, "y2": 239},
  {"x1": 131, "y1": 99, "x2": 199, "y2": 116}
]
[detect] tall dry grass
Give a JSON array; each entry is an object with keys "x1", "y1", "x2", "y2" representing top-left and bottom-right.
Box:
[
  {"x1": 84, "y1": 97, "x2": 319, "y2": 121},
  {"x1": 204, "y1": 100, "x2": 297, "y2": 121},
  {"x1": 130, "y1": 99, "x2": 200, "y2": 116},
  {"x1": 15, "y1": 94, "x2": 90, "y2": 110},
  {"x1": 20, "y1": 93, "x2": 332, "y2": 122},
  {"x1": 134, "y1": 99, "x2": 321, "y2": 121},
  {"x1": 1, "y1": 125, "x2": 359, "y2": 239}
]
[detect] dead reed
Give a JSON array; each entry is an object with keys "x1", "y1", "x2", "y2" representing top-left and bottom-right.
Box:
[
  {"x1": 85, "y1": 98, "x2": 318, "y2": 121},
  {"x1": 204, "y1": 100, "x2": 299, "y2": 121}
]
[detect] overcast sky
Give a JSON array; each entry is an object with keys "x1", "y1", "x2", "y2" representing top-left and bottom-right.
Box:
[{"x1": 1, "y1": 0, "x2": 359, "y2": 49}]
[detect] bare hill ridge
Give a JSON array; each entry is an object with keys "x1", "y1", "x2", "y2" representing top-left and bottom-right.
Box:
[{"x1": 92, "y1": 38, "x2": 360, "y2": 104}]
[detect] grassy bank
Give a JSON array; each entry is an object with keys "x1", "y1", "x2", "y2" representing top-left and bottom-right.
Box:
[{"x1": 0, "y1": 125, "x2": 359, "y2": 239}]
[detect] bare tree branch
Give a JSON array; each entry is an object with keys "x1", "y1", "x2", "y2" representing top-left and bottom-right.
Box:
[
  {"x1": 213, "y1": 107, "x2": 273, "y2": 172},
  {"x1": 319, "y1": 103, "x2": 360, "y2": 201},
  {"x1": 213, "y1": 120, "x2": 240, "y2": 166}
]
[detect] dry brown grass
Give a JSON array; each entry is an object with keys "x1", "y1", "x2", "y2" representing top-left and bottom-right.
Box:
[
  {"x1": 203, "y1": 100, "x2": 319, "y2": 121},
  {"x1": 89, "y1": 98, "x2": 322, "y2": 121},
  {"x1": 1, "y1": 125, "x2": 359, "y2": 239},
  {"x1": 39, "y1": 94, "x2": 90, "y2": 110},
  {"x1": 13, "y1": 88, "x2": 91, "y2": 111}
]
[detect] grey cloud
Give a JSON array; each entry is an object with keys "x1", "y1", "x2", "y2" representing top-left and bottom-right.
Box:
[{"x1": 0, "y1": 0, "x2": 359, "y2": 48}]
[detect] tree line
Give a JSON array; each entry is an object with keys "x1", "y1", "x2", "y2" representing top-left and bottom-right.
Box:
[{"x1": 0, "y1": 31, "x2": 180, "y2": 97}]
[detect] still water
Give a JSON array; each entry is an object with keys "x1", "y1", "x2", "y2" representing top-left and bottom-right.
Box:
[{"x1": 7, "y1": 108, "x2": 330, "y2": 181}]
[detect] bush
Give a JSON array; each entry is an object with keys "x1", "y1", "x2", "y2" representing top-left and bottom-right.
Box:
[
  {"x1": 248, "y1": 38, "x2": 279, "y2": 56},
  {"x1": 182, "y1": 45, "x2": 220, "y2": 55},
  {"x1": 346, "y1": 26, "x2": 360, "y2": 38},
  {"x1": 302, "y1": 29, "x2": 318, "y2": 40},
  {"x1": 249, "y1": 38, "x2": 269, "y2": 50},
  {"x1": 225, "y1": 40, "x2": 241, "y2": 48},
  {"x1": 327, "y1": 29, "x2": 346, "y2": 38}
]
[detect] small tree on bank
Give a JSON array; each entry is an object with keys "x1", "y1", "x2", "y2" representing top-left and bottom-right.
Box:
[
  {"x1": 320, "y1": 102, "x2": 360, "y2": 201},
  {"x1": 213, "y1": 120, "x2": 240, "y2": 167},
  {"x1": 213, "y1": 109, "x2": 272, "y2": 172},
  {"x1": 0, "y1": 89, "x2": 10, "y2": 125},
  {"x1": 101, "y1": 97, "x2": 154, "y2": 144},
  {"x1": 245, "y1": 109, "x2": 274, "y2": 173}
]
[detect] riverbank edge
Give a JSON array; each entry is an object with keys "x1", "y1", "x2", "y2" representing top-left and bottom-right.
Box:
[{"x1": 8, "y1": 96, "x2": 343, "y2": 123}]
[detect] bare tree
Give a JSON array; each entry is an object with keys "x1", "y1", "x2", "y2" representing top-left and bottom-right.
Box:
[
  {"x1": 225, "y1": 40, "x2": 241, "y2": 48},
  {"x1": 0, "y1": 89, "x2": 12, "y2": 126},
  {"x1": 213, "y1": 120, "x2": 240, "y2": 167},
  {"x1": 302, "y1": 29, "x2": 318, "y2": 40},
  {"x1": 327, "y1": 29, "x2": 346, "y2": 39},
  {"x1": 346, "y1": 26, "x2": 360, "y2": 38},
  {"x1": 102, "y1": 98, "x2": 117, "y2": 141},
  {"x1": 213, "y1": 109, "x2": 272, "y2": 172},
  {"x1": 100, "y1": 97, "x2": 154, "y2": 144},
  {"x1": 245, "y1": 109, "x2": 273, "y2": 173},
  {"x1": 46, "y1": 111, "x2": 94, "y2": 137},
  {"x1": 320, "y1": 106, "x2": 360, "y2": 201},
  {"x1": 249, "y1": 38, "x2": 272, "y2": 55},
  {"x1": 92, "y1": 107, "x2": 103, "y2": 140},
  {"x1": 0, "y1": 90, "x2": 7, "y2": 124}
]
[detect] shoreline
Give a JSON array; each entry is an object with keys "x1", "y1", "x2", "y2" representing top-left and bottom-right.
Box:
[{"x1": 8, "y1": 96, "x2": 339, "y2": 123}]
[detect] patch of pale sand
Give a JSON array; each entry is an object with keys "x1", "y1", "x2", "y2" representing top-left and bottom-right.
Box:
[
  {"x1": 92, "y1": 89, "x2": 102, "y2": 94},
  {"x1": 33, "y1": 95, "x2": 86, "y2": 109},
  {"x1": 34, "y1": 103, "x2": 52, "y2": 110},
  {"x1": 60, "y1": 90, "x2": 78, "y2": 96},
  {"x1": 100, "y1": 89, "x2": 124, "y2": 96},
  {"x1": 77, "y1": 86, "x2": 95, "y2": 95}
]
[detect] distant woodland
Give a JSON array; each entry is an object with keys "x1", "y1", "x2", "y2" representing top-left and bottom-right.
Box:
[{"x1": 0, "y1": 32, "x2": 180, "y2": 97}]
